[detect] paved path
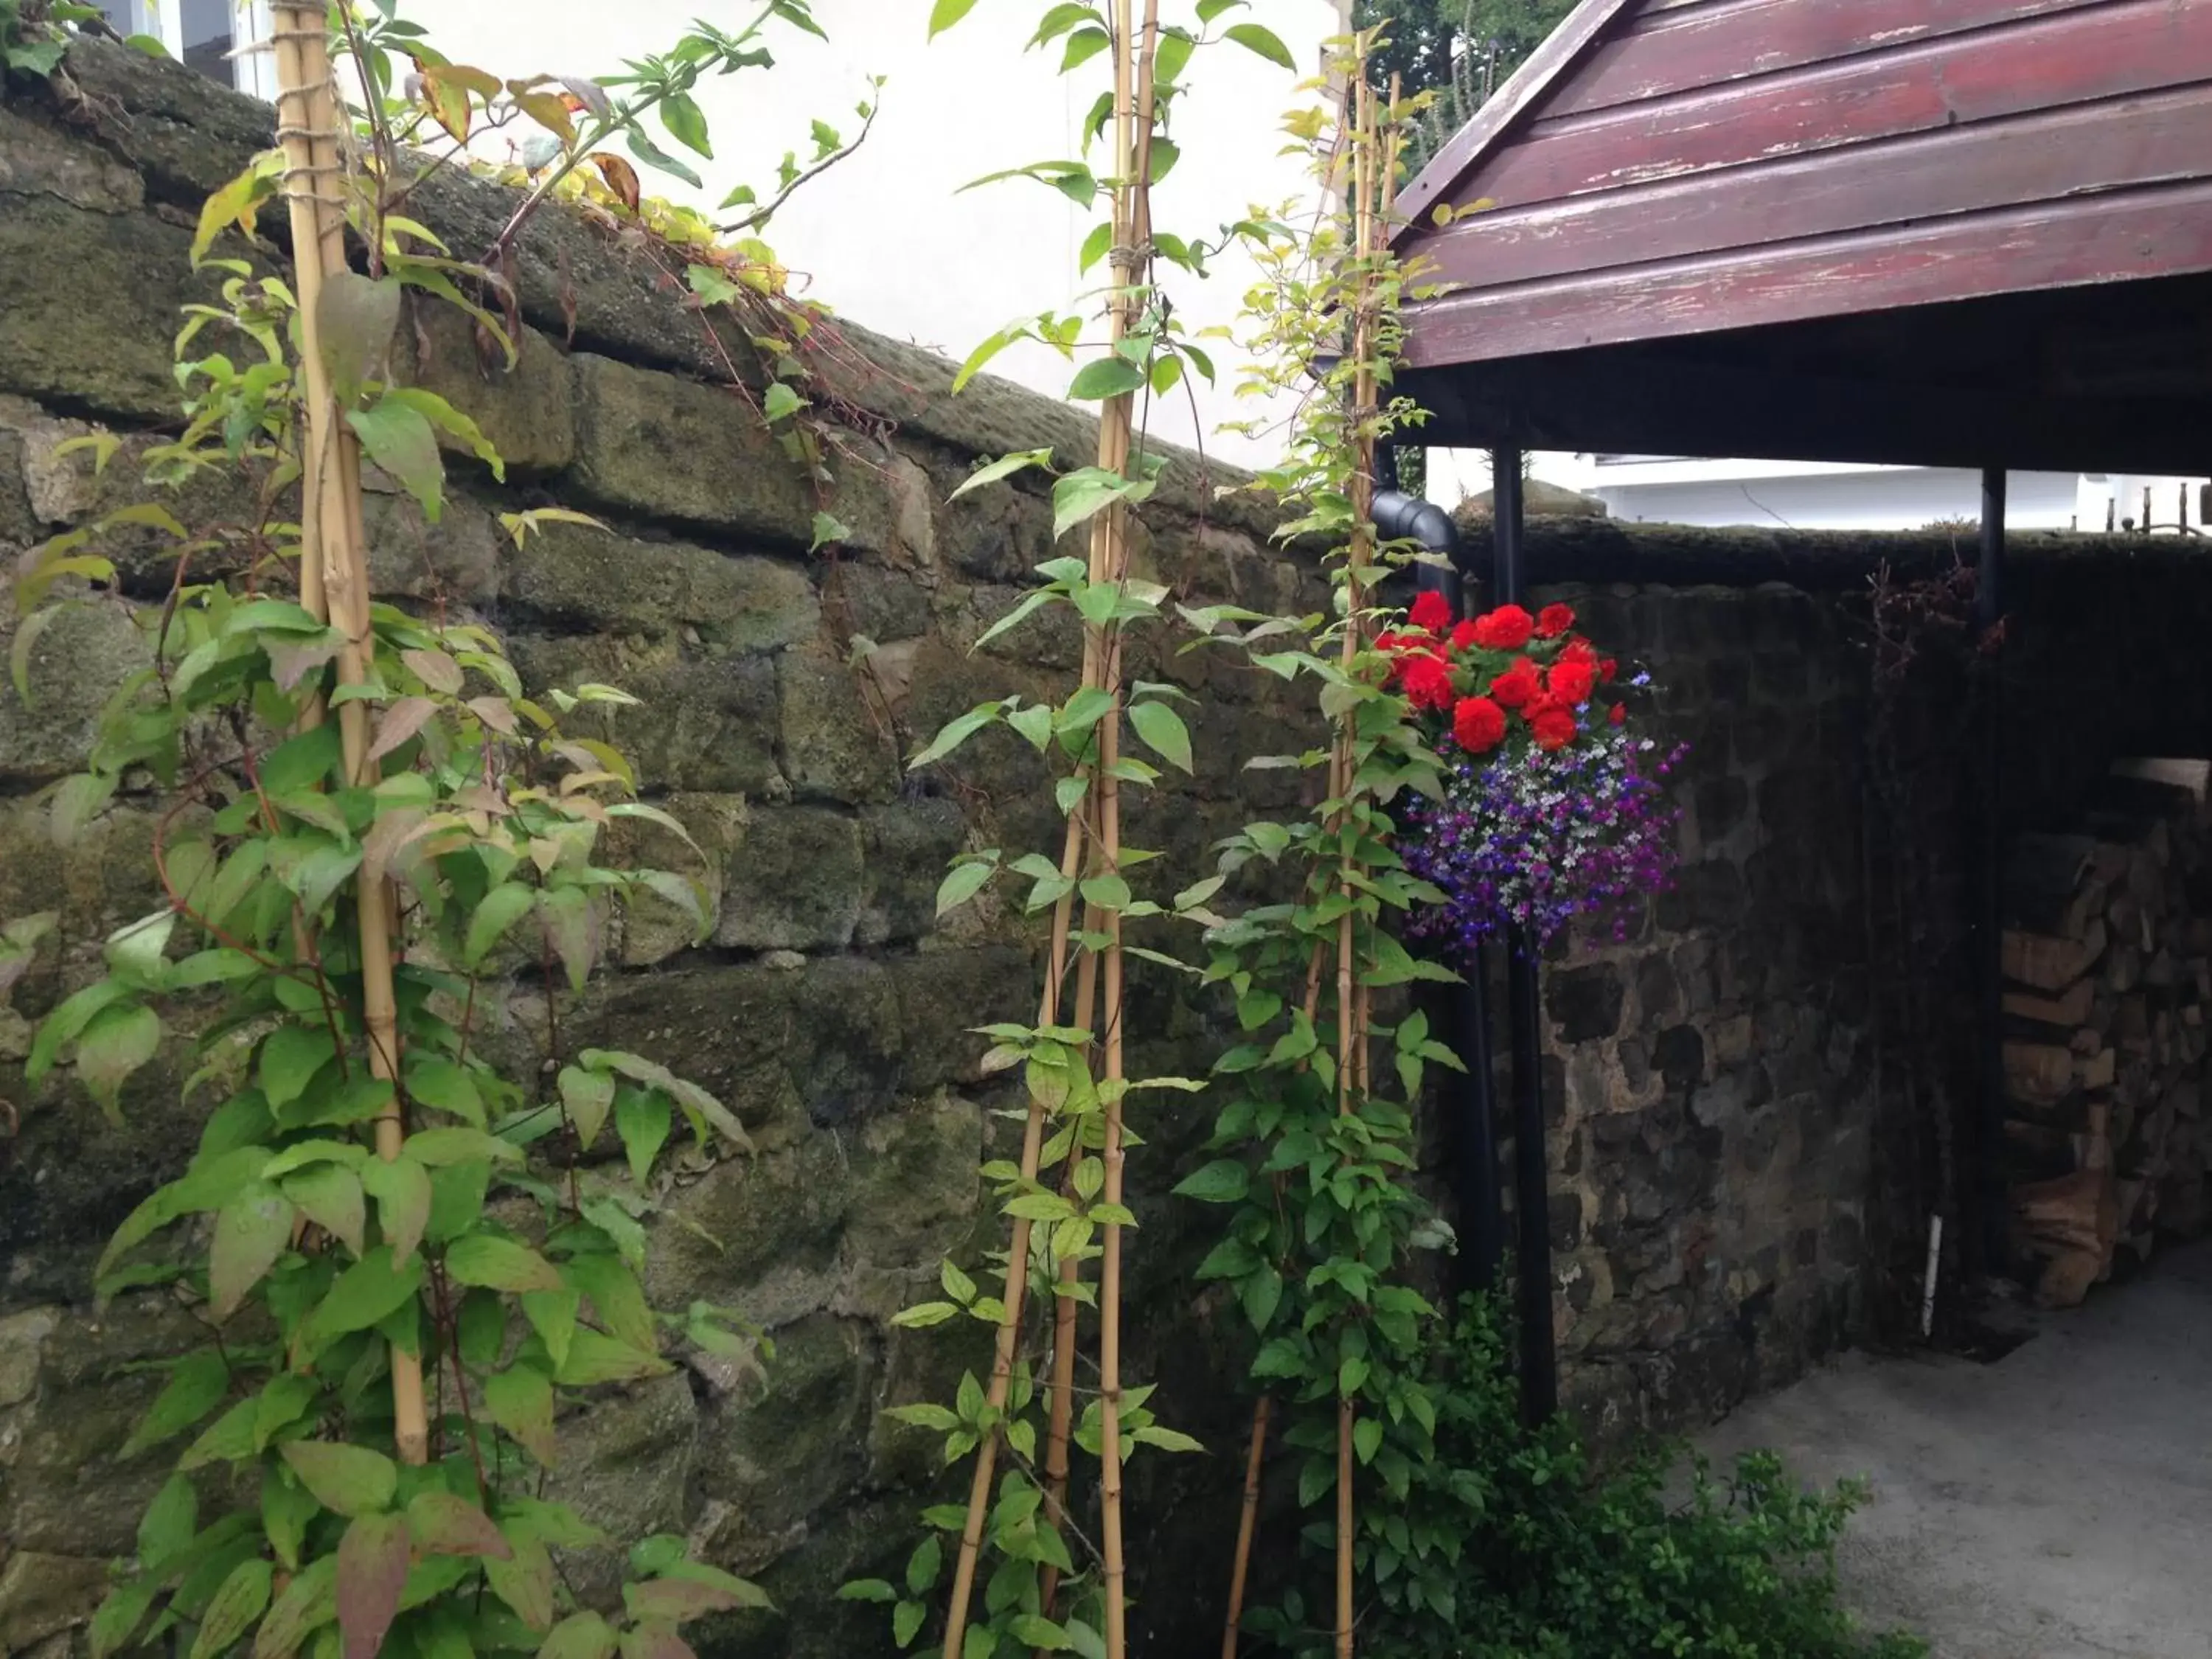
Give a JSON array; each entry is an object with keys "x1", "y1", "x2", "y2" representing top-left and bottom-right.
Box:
[{"x1": 1701, "y1": 1245, "x2": 2212, "y2": 1658}]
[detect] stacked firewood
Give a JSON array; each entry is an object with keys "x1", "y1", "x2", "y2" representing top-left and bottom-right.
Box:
[{"x1": 2003, "y1": 762, "x2": 2212, "y2": 1307}]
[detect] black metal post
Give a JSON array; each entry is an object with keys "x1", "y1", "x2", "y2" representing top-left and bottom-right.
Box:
[
  {"x1": 1976, "y1": 469, "x2": 2009, "y2": 1276},
  {"x1": 1493, "y1": 448, "x2": 1559, "y2": 1422}
]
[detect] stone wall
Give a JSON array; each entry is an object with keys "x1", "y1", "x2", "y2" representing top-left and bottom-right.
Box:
[{"x1": 0, "y1": 40, "x2": 1321, "y2": 1659}]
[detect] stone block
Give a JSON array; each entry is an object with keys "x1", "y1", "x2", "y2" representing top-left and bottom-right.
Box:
[
  {"x1": 507, "y1": 518, "x2": 818, "y2": 649},
  {"x1": 0, "y1": 198, "x2": 200, "y2": 422},
  {"x1": 508, "y1": 633, "x2": 782, "y2": 796},
  {"x1": 833, "y1": 561, "x2": 933, "y2": 644},
  {"x1": 0, "y1": 600, "x2": 153, "y2": 784},
  {"x1": 0, "y1": 1551, "x2": 108, "y2": 1654},
  {"x1": 399, "y1": 298, "x2": 577, "y2": 474},
  {"x1": 692, "y1": 1314, "x2": 876, "y2": 1552},
  {"x1": 858, "y1": 796, "x2": 968, "y2": 947},
  {"x1": 544, "y1": 1371, "x2": 697, "y2": 1608},
  {"x1": 361, "y1": 484, "x2": 504, "y2": 606},
  {"x1": 0, "y1": 105, "x2": 144, "y2": 212},
  {"x1": 777, "y1": 643, "x2": 899, "y2": 806},
  {"x1": 1548, "y1": 962, "x2": 1625, "y2": 1044},
  {"x1": 928, "y1": 464, "x2": 1054, "y2": 582},
  {"x1": 714, "y1": 804, "x2": 865, "y2": 952}
]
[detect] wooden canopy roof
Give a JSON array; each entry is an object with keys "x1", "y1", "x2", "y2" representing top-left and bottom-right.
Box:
[{"x1": 1391, "y1": 0, "x2": 2212, "y2": 473}]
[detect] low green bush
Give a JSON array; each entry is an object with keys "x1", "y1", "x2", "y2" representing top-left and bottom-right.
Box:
[{"x1": 1349, "y1": 1297, "x2": 1924, "y2": 1659}]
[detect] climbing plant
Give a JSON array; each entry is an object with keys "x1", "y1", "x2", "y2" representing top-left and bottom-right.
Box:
[
  {"x1": 839, "y1": 6, "x2": 1304, "y2": 1659},
  {"x1": 3, "y1": 4, "x2": 869, "y2": 1656}
]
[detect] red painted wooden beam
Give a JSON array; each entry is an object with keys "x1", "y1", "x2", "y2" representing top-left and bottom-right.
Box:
[
  {"x1": 1547, "y1": 0, "x2": 2107, "y2": 120},
  {"x1": 1401, "y1": 86, "x2": 2212, "y2": 293},
  {"x1": 1402, "y1": 178, "x2": 2212, "y2": 367},
  {"x1": 1450, "y1": 0, "x2": 2208, "y2": 214}
]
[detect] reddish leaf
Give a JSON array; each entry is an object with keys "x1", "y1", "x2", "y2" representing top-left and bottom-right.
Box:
[
  {"x1": 406, "y1": 1489, "x2": 512, "y2": 1559},
  {"x1": 591, "y1": 155, "x2": 642, "y2": 214},
  {"x1": 400, "y1": 648, "x2": 463, "y2": 696},
  {"x1": 335, "y1": 1511, "x2": 411, "y2": 1659},
  {"x1": 283, "y1": 1441, "x2": 398, "y2": 1518},
  {"x1": 624, "y1": 1577, "x2": 749, "y2": 1622},
  {"x1": 368, "y1": 696, "x2": 437, "y2": 764}
]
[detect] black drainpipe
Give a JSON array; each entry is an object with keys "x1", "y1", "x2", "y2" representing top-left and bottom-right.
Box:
[
  {"x1": 1488, "y1": 450, "x2": 1560, "y2": 1423},
  {"x1": 1372, "y1": 486, "x2": 1505, "y2": 1297},
  {"x1": 1975, "y1": 469, "x2": 2009, "y2": 1277}
]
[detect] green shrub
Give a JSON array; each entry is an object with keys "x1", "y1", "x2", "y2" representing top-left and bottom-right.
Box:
[{"x1": 1361, "y1": 1296, "x2": 1925, "y2": 1659}]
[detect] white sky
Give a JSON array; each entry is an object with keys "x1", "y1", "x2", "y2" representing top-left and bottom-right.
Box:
[{"x1": 412, "y1": 1, "x2": 1342, "y2": 467}]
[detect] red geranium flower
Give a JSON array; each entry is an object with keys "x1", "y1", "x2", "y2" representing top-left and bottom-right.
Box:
[
  {"x1": 1408, "y1": 591, "x2": 1454, "y2": 635},
  {"x1": 1548, "y1": 658, "x2": 1596, "y2": 706},
  {"x1": 1609, "y1": 701, "x2": 1627, "y2": 726},
  {"x1": 1601, "y1": 657, "x2": 1618, "y2": 684},
  {"x1": 1559, "y1": 637, "x2": 1599, "y2": 666},
  {"x1": 1471, "y1": 604, "x2": 1535, "y2": 651},
  {"x1": 1528, "y1": 699, "x2": 1577, "y2": 751},
  {"x1": 1488, "y1": 660, "x2": 1541, "y2": 709},
  {"x1": 1450, "y1": 619, "x2": 1481, "y2": 653},
  {"x1": 1453, "y1": 695, "x2": 1506, "y2": 754},
  {"x1": 1399, "y1": 651, "x2": 1455, "y2": 711},
  {"x1": 1536, "y1": 602, "x2": 1576, "y2": 639}
]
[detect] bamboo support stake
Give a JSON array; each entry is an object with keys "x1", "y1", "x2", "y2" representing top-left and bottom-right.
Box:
[
  {"x1": 269, "y1": 0, "x2": 426, "y2": 1467},
  {"x1": 941, "y1": 813, "x2": 1088, "y2": 1659},
  {"x1": 1219, "y1": 1396, "x2": 1272, "y2": 1659}
]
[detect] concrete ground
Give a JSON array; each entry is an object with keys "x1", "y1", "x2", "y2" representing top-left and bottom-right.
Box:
[{"x1": 1700, "y1": 1243, "x2": 2212, "y2": 1659}]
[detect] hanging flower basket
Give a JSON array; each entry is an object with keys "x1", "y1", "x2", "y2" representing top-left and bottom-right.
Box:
[{"x1": 1382, "y1": 591, "x2": 1686, "y2": 962}]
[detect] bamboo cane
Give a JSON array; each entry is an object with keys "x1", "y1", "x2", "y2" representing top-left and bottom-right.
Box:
[
  {"x1": 941, "y1": 813, "x2": 1088, "y2": 1659},
  {"x1": 1219, "y1": 1396, "x2": 1272, "y2": 1659},
  {"x1": 1334, "y1": 63, "x2": 1383, "y2": 1659},
  {"x1": 268, "y1": 0, "x2": 427, "y2": 1467}
]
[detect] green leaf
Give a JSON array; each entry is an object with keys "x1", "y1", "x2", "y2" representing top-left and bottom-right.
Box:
[
  {"x1": 253, "y1": 1553, "x2": 337, "y2": 1659},
  {"x1": 522, "y1": 1287, "x2": 580, "y2": 1371},
  {"x1": 625, "y1": 122, "x2": 703, "y2": 189},
  {"x1": 615, "y1": 1088, "x2": 672, "y2": 1186},
  {"x1": 949, "y1": 448, "x2": 1053, "y2": 500},
  {"x1": 77, "y1": 1002, "x2": 161, "y2": 1116},
  {"x1": 1078, "y1": 874, "x2": 1130, "y2": 911},
  {"x1": 762, "y1": 380, "x2": 802, "y2": 422},
  {"x1": 905, "y1": 1533, "x2": 942, "y2": 1595},
  {"x1": 928, "y1": 0, "x2": 979, "y2": 35},
  {"x1": 1353, "y1": 1414, "x2": 1383, "y2": 1464},
  {"x1": 189, "y1": 1557, "x2": 273, "y2": 1659},
  {"x1": 359, "y1": 1158, "x2": 432, "y2": 1267},
  {"x1": 1051, "y1": 468, "x2": 1148, "y2": 541},
  {"x1": 407, "y1": 1056, "x2": 484, "y2": 1127},
  {"x1": 1169, "y1": 1160, "x2": 1248, "y2": 1204},
  {"x1": 537, "y1": 1612, "x2": 620, "y2": 1659},
  {"x1": 893, "y1": 1599, "x2": 927, "y2": 1649},
  {"x1": 122, "y1": 1352, "x2": 232, "y2": 1458},
  {"x1": 88, "y1": 1579, "x2": 156, "y2": 1659},
  {"x1": 661, "y1": 90, "x2": 713, "y2": 157},
  {"x1": 838, "y1": 1579, "x2": 898, "y2": 1604},
  {"x1": 463, "y1": 882, "x2": 536, "y2": 967},
  {"x1": 282, "y1": 1440, "x2": 398, "y2": 1517},
  {"x1": 483, "y1": 1363, "x2": 557, "y2": 1464},
  {"x1": 27, "y1": 975, "x2": 126, "y2": 1084},
  {"x1": 1067, "y1": 356, "x2": 1147, "y2": 401},
  {"x1": 139, "y1": 1471, "x2": 200, "y2": 1567},
  {"x1": 209, "y1": 1183, "x2": 295, "y2": 1320},
  {"x1": 911, "y1": 703, "x2": 1002, "y2": 770},
  {"x1": 1223, "y1": 21, "x2": 1294, "y2": 68},
  {"x1": 1241, "y1": 1262, "x2": 1283, "y2": 1332},
  {"x1": 259, "y1": 1026, "x2": 337, "y2": 1111},
  {"x1": 284, "y1": 1162, "x2": 366, "y2": 1255},
  {"x1": 302, "y1": 1245, "x2": 424, "y2": 1352},
  {"x1": 445, "y1": 1233, "x2": 563, "y2": 1293},
  {"x1": 1011, "y1": 1615, "x2": 1073, "y2": 1651},
  {"x1": 349, "y1": 395, "x2": 446, "y2": 524},
  {"x1": 178, "y1": 1397, "x2": 258, "y2": 1470},
  {"x1": 558, "y1": 1064, "x2": 618, "y2": 1150},
  {"x1": 1127, "y1": 700, "x2": 1193, "y2": 773},
  {"x1": 554, "y1": 1328, "x2": 672, "y2": 1387},
  {"x1": 936, "y1": 860, "x2": 995, "y2": 917}
]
